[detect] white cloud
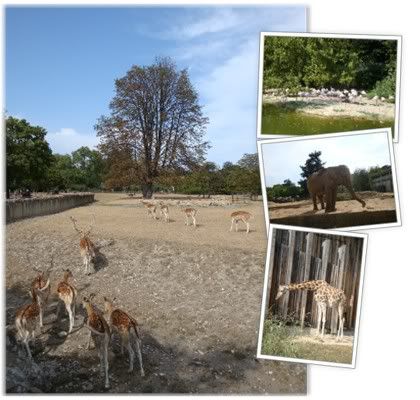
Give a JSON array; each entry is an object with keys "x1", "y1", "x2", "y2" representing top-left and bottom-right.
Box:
[
  {"x1": 261, "y1": 132, "x2": 392, "y2": 186},
  {"x1": 47, "y1": 128, "x2": 98, "y2": 155}
]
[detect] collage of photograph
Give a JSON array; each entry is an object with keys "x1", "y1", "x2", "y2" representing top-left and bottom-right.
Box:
[{"x1": 2, "y1": 1, "x2": 417, "y2": 399}]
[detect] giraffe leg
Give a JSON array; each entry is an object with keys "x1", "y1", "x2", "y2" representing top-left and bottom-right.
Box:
[
  {"x1": 337, "y1": 303, "x2": 345, "y2": 341},
  {"x1": 316, "y1": 303, "x2": 322, "y2": 335},
  {"x1": 320, "y1": 303, "x2": 327, "y2": 337}
]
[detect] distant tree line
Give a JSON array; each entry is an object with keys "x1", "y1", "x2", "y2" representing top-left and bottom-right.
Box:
[
  {"x1": 5, "y1": 116, "x2": 261, "y2": 198},
  {"x1": 266, "y1": 151, "x2": 392, "y2": 202},
  {"x1": 263, "y1": 37, "x2": 397, "y2": 98}
]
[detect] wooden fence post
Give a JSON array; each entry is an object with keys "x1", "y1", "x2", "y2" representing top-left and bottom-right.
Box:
[
  {"x1": 331, "y1": 244, "x2": 347, "y2": 334},
  {"x1": 300, "y1": 233, "x2": 314, "y2": 329},
  {"x1": 282, "y1": 230, "x2": 296, "y2": 315},
  {"x1": 320, "y1": 239, "x2": 331, "y2": 280}
]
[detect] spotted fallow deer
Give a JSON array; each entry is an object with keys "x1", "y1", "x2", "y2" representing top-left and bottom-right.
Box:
[
  {"x1": 82, "y1": 294, "x2": 110, "y2": 389},
  {"x1": 183, "y1": 208, "x2": 197, "y2": 227},
  {"x1": 230, "y1": 211, "x2": 252, "y2": 234},
  {"x1": 104, "y1": 297, "x2": 145, "y2": 375},
  {"x1": 15, "y1": 285, "x2": 47, "y2": 360},
  {"x1": 30, "y1": 257, "x2": 53, "y2": 328},
  {"x1": 159, "y1": 202, "x2": 169, "y2": 223},
  {"x1": 56, "y1": 269, "x2": 77, "y2": 334},
  {"x1": 145, "y1": 203, "x2": 157, "y2": 219},
  {"x1": 70, "y1": 215, "x2": 96, "y2": 275}
]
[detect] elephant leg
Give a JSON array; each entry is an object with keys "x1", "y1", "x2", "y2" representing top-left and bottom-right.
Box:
[
  {"x1": 312, "y1": 194, "x2": 318, "y2": 211},
  {"x1": 346, "y1": 185, "x2": 366, "y2": 207},
  {"x1": 331, "y1": 187, "x2": 337, "y2": 211},
  {"x1": 318, "y1": 194, "x2": 325, "y2": 209},
  {"x1": 325, "y1": 188, "x2": 333, "y2": 213}
]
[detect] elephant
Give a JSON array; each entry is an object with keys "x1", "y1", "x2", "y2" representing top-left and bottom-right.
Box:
[{"x1": 307, "y1": 165, "x2": 366, "y2": 213}]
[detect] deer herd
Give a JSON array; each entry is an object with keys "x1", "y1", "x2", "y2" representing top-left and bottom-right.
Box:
[{"x1": 13, "y1": 198, "x2": 254, "y2": 390}]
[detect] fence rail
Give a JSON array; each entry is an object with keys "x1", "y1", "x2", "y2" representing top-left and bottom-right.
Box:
[{"x1": 267, "y1": 229, "x2": 364, "y2": 333}]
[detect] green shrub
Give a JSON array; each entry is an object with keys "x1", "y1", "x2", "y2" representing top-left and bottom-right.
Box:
[{"x1": 368, "y1": 74, "x2": 396, "y2": 101}]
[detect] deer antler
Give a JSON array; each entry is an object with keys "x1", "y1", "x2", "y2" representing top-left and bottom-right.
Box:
[
  {"x1": 84, "y1": 214, "x2": 96, "y2": 237},
  {"x1": 70, "y1": 216, "x2": 83, "y2": 235}
]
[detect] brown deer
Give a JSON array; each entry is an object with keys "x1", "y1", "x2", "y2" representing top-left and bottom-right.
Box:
[
  {"x1": 104, "y1": 297, "x2": 145, "y2": 375},
  {"x1": 230, "y1": 211, "x2": 252, "y2": 234},
  {"x1": 30, "y1": 257, "x2": 53, "y2": 328},
  {"x1": 15, "y1": 286, "x2": 47, "y2": 360},
  {"x1": 82, "y1": 294, "x2": 110, "y2": 389},
  {"x1": 56, "y1": 269, "x2": 77, "y2": 334},
  {"x1": 159, "y1": 202, "x2": 169, "y2": 223},
  {"x1": 70, "y1": 215, "x2": 96, "y2": 275},
  {"x1": 183, "y1": 208, "x2": 197, "y2": 227}
]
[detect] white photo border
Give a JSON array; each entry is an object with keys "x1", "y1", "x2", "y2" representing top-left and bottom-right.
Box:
[
  {"x1": 256, "y1": 32, "x2": 402, "y2": 142},
  {"x1": 256, "y1": 223, "x2": 368, "y2": 368},
  {"x1": 257, "y1": 127, "x2": 402, "y2": 234}
]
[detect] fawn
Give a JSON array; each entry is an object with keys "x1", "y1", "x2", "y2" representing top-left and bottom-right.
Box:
[
  {"x1": 104, "y1": 297, "x2": 145, "y2": 375},
  {"x1": 230, "y1": 211, "x2": 252, "y2": 234},
  {"x1": 183, "y1": 208, "x2": 197, "y2": 227}
]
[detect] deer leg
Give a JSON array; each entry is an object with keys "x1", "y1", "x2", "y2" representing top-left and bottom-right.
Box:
[
  {"x1": 65, "y1": 303, "x2": 73, "y2": 333},
  {"x1": 134, "y1": 337, "x2": 145, "y2": 377},
  {"x1": 56, "y1": 300, "x2": 62, "y2": 321},
  {"x1": 86, "y1": 331, "x2": 92, "y2": 350},
  {"x1": 126, "y1": 339, "x2": 135, "y2": 373},
  {"x1": 246, "y1": 221, "x2": 250, "y2": 234},
  {"x1": 235, "y1": 221, "x2": 238, "y2": 232},
  {"x1": 39, "y1": 305, "x2": 43, "y2": 328},
  {"x1": 230, "y1": 218, "x2": 234, "y2": 232},
  {"x1": 192, "y1": 216, "x2": 196, "y2": 228},
  {"x1": 185, "y1": 216, "x2": 188, "y2": 226},
  {"x1": 103, "y1": 340, "x2": 110, "y2": 389},
  {"x1": 24, "y1": 335, "x2": 33, "y2": 360}
]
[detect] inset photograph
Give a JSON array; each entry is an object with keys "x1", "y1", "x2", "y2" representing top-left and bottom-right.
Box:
[
  {"x1": 257, "y1": 33, "x2": 401, "y2": 140},
  {"x1": 258, "y1": 128, "x2": 401, "y2": 231},
  {"x1": 257, "y1": 225, "x2": 367, "y2": 367}
]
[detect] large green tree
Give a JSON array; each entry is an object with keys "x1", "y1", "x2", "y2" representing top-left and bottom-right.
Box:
[
  {"x1": 96, "y1": 57, "x2": 209, "y2": 198},
  {"x1": 6, "y1": 117, "x2": 52, "y2": 197},
  {"x1": 298, "y1": 151, "x2": 325, "y2": 195}
]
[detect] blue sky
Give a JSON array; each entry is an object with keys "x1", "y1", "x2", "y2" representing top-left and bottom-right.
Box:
[
  {"x1": 6, "y1": 6, "x2": 306, "y2": 165},
  {"x1": 261, "y1": 131, "x2": 392, "y2": 186}
]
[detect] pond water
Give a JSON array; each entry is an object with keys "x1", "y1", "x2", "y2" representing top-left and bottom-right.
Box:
[{"x1": 262, "y1": 103, "x2": 394, "y2": 136}]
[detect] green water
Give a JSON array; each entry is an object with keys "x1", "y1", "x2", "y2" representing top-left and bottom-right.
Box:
[{"x1": 262, "y1": 103, "x2": 394, "y2": 136}]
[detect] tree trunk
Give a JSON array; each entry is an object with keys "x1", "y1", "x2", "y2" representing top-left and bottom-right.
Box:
[{"x1": 142, "y1": 183, "x2": 153, "y2": 199}]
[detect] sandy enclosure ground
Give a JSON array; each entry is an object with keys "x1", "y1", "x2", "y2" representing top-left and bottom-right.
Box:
[
  {"x1": 263, "y1": 95, "x2": 395, "y2": 120},
  {"x1": 268, "y1": 193, "x2": 397, "y2": 227},
  {"x1": 6, "y1": 193, "x2": 306, "y2": 394}
]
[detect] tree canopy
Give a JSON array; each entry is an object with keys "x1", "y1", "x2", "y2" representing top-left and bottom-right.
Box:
[
  {"x1": 298, "y1": 151, "x2": 325, "y2": 195},
  {"x1": 96, "y1": 57, "x2": 209, "y2": 198},
  {"x1": 263, "y1": 37, "x2": 398, "y2": 97},
  {"x1": 6, "y1": 116, "x2": 53, "y2": 197}
]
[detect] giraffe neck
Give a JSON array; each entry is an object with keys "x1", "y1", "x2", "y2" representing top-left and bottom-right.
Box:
[{"x1": 286, "y1": 280, "x2": 326, "y2": 292}]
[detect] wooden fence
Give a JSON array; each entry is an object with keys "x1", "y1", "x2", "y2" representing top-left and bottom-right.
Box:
[{"x1": 266, "y1": 229, "x2": 364, "y2": 334}]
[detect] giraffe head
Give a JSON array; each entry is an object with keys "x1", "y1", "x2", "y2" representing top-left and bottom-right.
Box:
[{"x1": 276, "y1": 285, "x2": 288, "y2": 300}]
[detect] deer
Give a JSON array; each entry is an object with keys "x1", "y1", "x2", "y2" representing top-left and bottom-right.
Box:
[
  {"x1": 70, "y1": 215, "x2": 96, "y2": 275},
  {"x1": 15, "y1": 285, "x2": 47, "y2": 360},
  {"x1": 230, "y1": 211, "x2": 252, "y2": 234},
  {"x1": 30, "y1": 256, "x2": 53, "y2": 328},
  {"x1": 56, "y1": 269, "x2": 77, "y2": 334},
  {"x1": 159, "y1": 202, "x2": 169, "y2": 223},
  {"x1": 103, "y1": 297, "x2": 145, "y2": 376},
  {"x1": 183, "y1": 207, "x2": 197, "y2": 227},
  {"x1": 82, "y1": 294, "x2": 110, "y2": 389}
]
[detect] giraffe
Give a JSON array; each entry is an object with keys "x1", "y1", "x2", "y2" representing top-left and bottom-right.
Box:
[{"x1": 276, "y1": 280, "x2": 346, "y2": 340}]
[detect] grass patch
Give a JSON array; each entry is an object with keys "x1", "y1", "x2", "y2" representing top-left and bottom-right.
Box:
[{"x1": 261, "y1": 319, "x2": 353, "y2": 364}]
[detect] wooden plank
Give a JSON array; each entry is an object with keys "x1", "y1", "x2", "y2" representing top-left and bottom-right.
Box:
[
  {"x1": 281, "y1": 230, "x2": 296, "y2": 316},
  {"x1": 330, "y1": 244, "x2": 347, "y2": 334},
  {"x1": 300, "y1": 233, "x2": 314, "y2": 329},
  {"x1": 320, "y1": 239, "x2": 331, "y2": 280}
]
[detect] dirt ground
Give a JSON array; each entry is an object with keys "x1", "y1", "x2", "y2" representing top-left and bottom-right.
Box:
[
  {"x1": 268, "y1": 192, "x2": 398, "y2": 229},
  {"x1": 5, "y1": 193, "x2": 306, "y2": 394}
]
